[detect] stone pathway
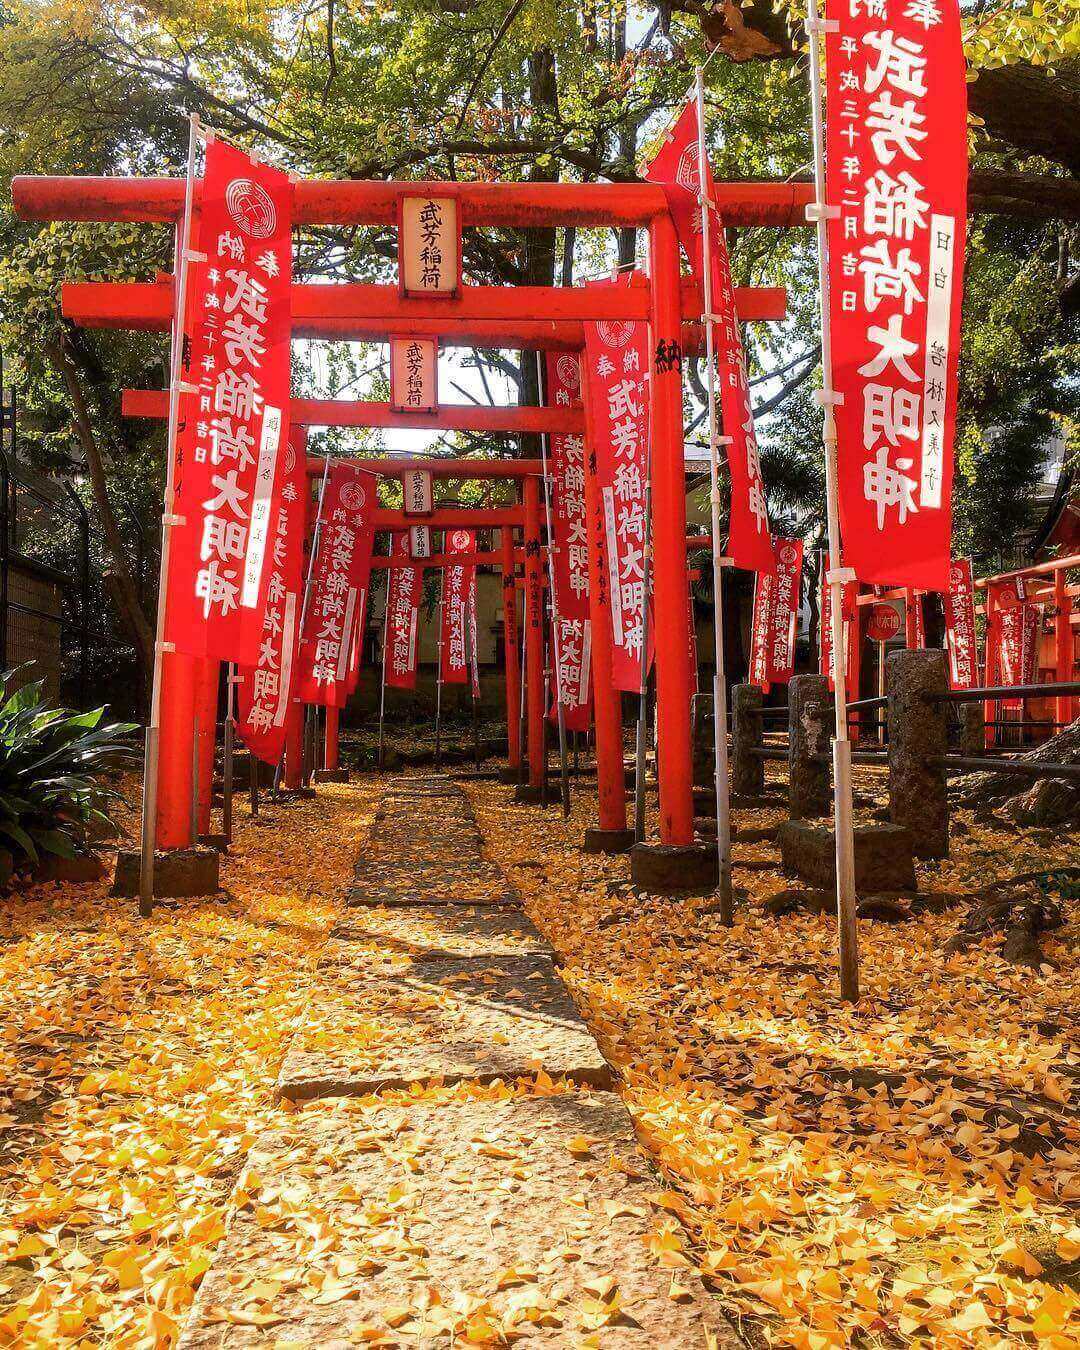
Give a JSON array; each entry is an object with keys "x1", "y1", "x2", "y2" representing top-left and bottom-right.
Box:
[{"x1": 180, "y1": 775, "x2": 742, "y2": 1347}]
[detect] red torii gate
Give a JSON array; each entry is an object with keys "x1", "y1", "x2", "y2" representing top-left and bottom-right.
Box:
[{"x1": 14, "y1": 172, "x2": 810, "y2": 884}]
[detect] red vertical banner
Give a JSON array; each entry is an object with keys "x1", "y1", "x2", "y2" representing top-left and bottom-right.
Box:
[
  {"x1": 824, "y1": 0, "x2": 967, "y2": 589},
  {"x1": 643, "y1": 101, "x2": 774, "y2": 573},
  {"x1": 236, "y1": 427, "x2": 306, "y2": 765},
  {"x1": 166, "y1": 139, "x2": 294, "y2": 664},
  {"x1": 750, "y1": 538, "x2": 804, "y2": 690},
  {"x1": 545, "y1": 352, "x2": 592, "y2": 732},
  {"x1": 749, "y1": 569, "x2": 776, "y2": 692},
  {"x1": 819, "y1": 550, "x2": 858, "y2": 691},
  {"x1": 906, "y1": 588, "x2": 926, "y2": 648},
  {"x1": 583, "y1": 296, "x2": 650, "y2": 693},
  {"x1": 440, "y1": 529, "x2": 474, "y2": 685},
  {"x1": 944, "y1": 558, "x2": 978, "y2": 689},
  {"x1": 385, "y1": 533, "x2": 423, "y2": 690},
  {"x1": 296, "y1": 463, "x2": 377, "y2": 708},
  {"x1": 468, "y1": 567, "x2": 481, "y2": 700}
]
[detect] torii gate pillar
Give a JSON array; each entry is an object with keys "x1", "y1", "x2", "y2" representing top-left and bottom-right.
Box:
[{"x1": 631, "y1": 211, "x2": 717, "y2": 889}]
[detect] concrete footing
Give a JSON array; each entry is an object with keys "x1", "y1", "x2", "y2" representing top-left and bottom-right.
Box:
[
  {"x1": 583, "y1": 827, "x2": 635, "y2": 855},
  {"x1": 112, "y1": 846, "x2": 220, "y2": 898},
  {"x1": 777, "y1": 820, "x2": 916, "y2": 892},
  {"x1": 630, "y1": 842, "x2": 719, "y2": 894},
  {"x1": 198, "y1": 832, "x2": 229, "y2": 853},
  {"x1": 314, "y1": 767, "x2": 350, "y2": 783}
]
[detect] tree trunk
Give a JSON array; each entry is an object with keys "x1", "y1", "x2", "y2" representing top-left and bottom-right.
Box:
[{"x1": 46, "y1": 334, "x2": 154, "y2": 680}]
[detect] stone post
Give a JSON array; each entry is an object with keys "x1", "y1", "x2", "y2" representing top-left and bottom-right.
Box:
[
  {"x1": 960, "y1": 702, "x2": 984, "y2": 757},
  {"x1": 887, "y1": 649, "x2": 949, "y2": 860},
  {"x1": 731, "y1": 683, "x2": 764, "y2": 797},
  {"x1": 788, "y1": 673, "x2": 831, "y2": 819}
]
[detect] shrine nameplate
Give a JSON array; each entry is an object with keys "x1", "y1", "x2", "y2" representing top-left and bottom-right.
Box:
[
  {"x1": 390, "y1": 337, "x2": 439, "y2": 414},
  {"x1": 399, "y1": 196, "x2": 460, "y2": 297}
]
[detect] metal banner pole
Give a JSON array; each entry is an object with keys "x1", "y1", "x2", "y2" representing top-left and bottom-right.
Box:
[
  {"x1": 138, "y1": 112, "x2": 201, "y2": 917},
  {"x1": 534, "y1": 353, "x2": 572, "y2": 817},
  {"x1": 249, "y1": 753, "x2": 259, "y2": 818},
  {"x1": 694, "y1": 69, "x2": 734, "y2": 924},
  {"x1": 435, "y1": 587, "x2": 444, "y2": 768},
  {"x1": 223, "y1": 663, "x2": 236, "y2": 845},
  {"x1": 805, "y1": 0, "x2": 859, "y2": 1001}
]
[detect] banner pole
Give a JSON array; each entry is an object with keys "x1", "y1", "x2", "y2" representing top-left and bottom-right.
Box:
[
  {"x1": 223, "y1": 663, "x2": 235, "y2": 845},
  {"x1": 435, "y1": 587, "x2": 444, "y2": 768},
  {"x1": 516, "y1": 602, "x2": 528, "y2": 787},
  {"x1": 805, "y1": 0, "x2": 859, "y2": 1002},
  {"x1": 138, "y1": 112, "x2": 201, "y2": 918},
  {"x1": 633, "y1": 447, "x2": 654, "y2": 843},
  {"x1": 695, "y1": 68, "x2": 734, "y2": 924},
  {"x1": 534, "y1": 353, "x2": 571, "y2": 818}
]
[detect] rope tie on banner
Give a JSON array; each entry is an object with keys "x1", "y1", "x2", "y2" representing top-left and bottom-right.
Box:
[
  {"x1": 813, "y1": 389, "x2": 845, "y2": 407},
  {"x1": 827, "y1": 567, "x2": 857, "y2": 585},
  {"x1": 162, "y1": 513, "x2": 185, "y2": 527},
  {"x1": 805, "y1": 16, "x2": 840, "y2": 32}
]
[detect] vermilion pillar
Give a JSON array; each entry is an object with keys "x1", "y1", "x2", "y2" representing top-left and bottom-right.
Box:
[
  {"x1": 156, "y1": 650, "x2": 196, "y2": 849},
  {"x1": 523, "y1": 476, "x2": 545, "y2": 790},
  {"x1": 324, "y1": 706, "x2": 340, "y2": 770},
  {"x1": 501, "y1": 526, "x2": 521, "y2": 770},
  {"x1": 647, "y1": 211, "x2": 695, "y2": 844},
  {"x1": 1054, "y1": 567, "x2": 1074, "y2": 727},
  {"x1": 195, "y1": 658, "x2": 219, "y2": 835},
  {"x1": 582, "y1": 377, "x2": 628, "y2": 834}
]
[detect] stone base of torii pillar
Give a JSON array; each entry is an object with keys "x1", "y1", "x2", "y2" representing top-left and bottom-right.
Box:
[
  {"x1": 630, "y1": 842, "x2": 719, "y2": 895},
  {"x1": 112, "y1": 846, "x2": 220, "y2": 899}
]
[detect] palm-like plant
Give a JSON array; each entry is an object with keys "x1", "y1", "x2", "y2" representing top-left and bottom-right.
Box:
[{"x1": 0, "y1": 671, "x2": 137, "y2": 868}]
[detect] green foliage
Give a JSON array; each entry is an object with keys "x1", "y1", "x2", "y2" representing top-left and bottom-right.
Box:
[{"x1": 0, "y1": 669, "x2": 136, "y2": 867}]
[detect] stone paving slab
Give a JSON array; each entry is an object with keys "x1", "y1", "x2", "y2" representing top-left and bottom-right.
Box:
[
  {"x1": 279, "y1": 954, "x2": 611, "y2": 1099},
  {"x1": 330, "y1": 903, "x2": 554, "y2": 963},
  {"x1": 180, "y1": 1095, "x2": 739, "y2": 1348},
  {"x1": 347, "y1": 864, "x2": 520, "y2": 909}
]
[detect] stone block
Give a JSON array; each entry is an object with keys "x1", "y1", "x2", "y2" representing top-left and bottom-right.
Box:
[
  {"x1": 887, "y1": 649, "x2": 950, "y2": 859},
  {"x1": 179, "y1": 1097, "x2": 740, "y2": 1349},
  {"x1": 788, "y1": 674, "x2": 832, "y2": 820},
  {"x1": 776, "y1": 820, "x2": 916, "y2": 892},
  {"x1": 630, "y1": 842, "x2": 719, "y2": 895},
  {"x1": 583, "y1": 827, "x2": 635, "y2": 855},
  {"x1": 278, "y1": 953, "x2": 611, "y2": 1098},
  {"x1": 112, "y1": 846, "x2": 220, "y2": 898},
  {"x1": 732, "y1": 683, "x2": 764, "y2": 796},
  {"x1": 313, "y1": 767, "x2": 350, "y2": 783},
  {"x1": 330, "y1": 904, "x2": 553, "y2": 963}
]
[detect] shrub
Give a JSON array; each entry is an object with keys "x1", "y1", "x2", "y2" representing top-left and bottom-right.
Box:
[{"x1": 0, "y1": 671, "x2": 137, "y2": 868}]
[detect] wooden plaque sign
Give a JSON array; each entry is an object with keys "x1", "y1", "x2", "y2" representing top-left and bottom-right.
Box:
[
  {"x1": 409, "y1": 525, "x2": 432, "y2": 559},
  {"x1": 390, "y1": 337, "x2": 439, "y2": 414},
  {"x1": 402, "y1": 467, "x2": 434, "y2": 518},
  {"x1": 399, "y1": 195, "x2": 460, "y2": 297}
]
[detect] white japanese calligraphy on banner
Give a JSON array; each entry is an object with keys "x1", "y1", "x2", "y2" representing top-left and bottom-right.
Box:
[
  {"x1": 825, "y1": 0, "x2": 967, "y2": 590},
  {"x1": 545, "y1": 352, "x2": 592, "y2": 732},
  {"x1": 584, "y1": 292, "x2": 651, "y2": 694},
  {"x1": 167, "y1": 139, "x2": 293, "y2": 665}
]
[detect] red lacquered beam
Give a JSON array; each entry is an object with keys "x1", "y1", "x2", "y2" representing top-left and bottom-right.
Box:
[
  {"x1": 122, "y1": 389, "x2": 581, "y2": 435},
  {"x1": 304, "y1": 456, "x2": 543, "y2": 479},
  {"x1": 374, "y1": 508, "x2": 523, "y2": 529},
  {"x1": 14, "y1": 176, "x2": 815, "y2": 229},
  {"x1": 63, "y1": 279, "x2": 786, "y2": 333}
]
